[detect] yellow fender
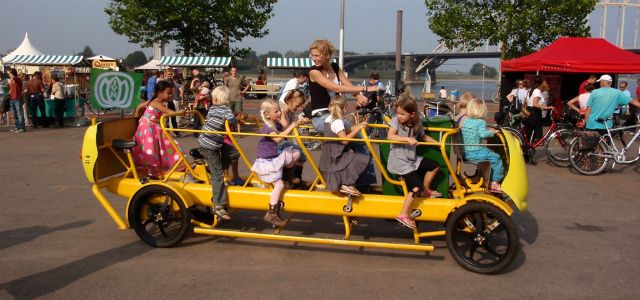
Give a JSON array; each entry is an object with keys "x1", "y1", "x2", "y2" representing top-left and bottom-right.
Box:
[{"x1": 125, "y1": 182, "x2": 194, "y2": 227}]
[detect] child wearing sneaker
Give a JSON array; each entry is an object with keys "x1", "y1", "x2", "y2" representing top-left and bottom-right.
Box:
[
  {"x1": 318, "y1": 96, "x2": 369, "y2": 196},
  {"x1": 198, "y1": 86, "x2": 239, "y2": 220},
  {"x1": 460, "y1": 98, "x2": 504, "y2": 193},
  {"x1": 386, "y1": 96, "x2": 441, "y2": 230},
  {"x1": 251, "y1": 99, "x2": 305, "y2": 226}
]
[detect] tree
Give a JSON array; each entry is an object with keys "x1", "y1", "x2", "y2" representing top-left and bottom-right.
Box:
[
  {"x1": 122, "y1": 51, "x2": 149, "y2": 68},
  {"x1": 78, "y1": 45, "x2": 95, "y2": 58},
  {"x1": 424, "y1": 0, "x2": 595, "y2": 59},
  {"x1": 470, "y1": 63, "x2": 498, "y2": 78},
  {"x1": 258, "y1": 50, "x2": 283, "y2": 65},
  {"x1": 105, "y1": 0, "x2": 277, "y2": 57}
]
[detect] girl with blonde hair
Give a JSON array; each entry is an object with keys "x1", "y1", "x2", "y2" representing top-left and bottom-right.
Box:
[{"x1": 460, "y1": 99, "x2": 504, "y2": 192}]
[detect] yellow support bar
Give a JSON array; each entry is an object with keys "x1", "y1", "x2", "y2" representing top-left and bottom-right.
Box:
[
  {"x1": 92, "y1": 184, "x2": 128, "y2": 230},
  {"x1": 193, "y1": 227, "x2": 435, "y2": 252}
]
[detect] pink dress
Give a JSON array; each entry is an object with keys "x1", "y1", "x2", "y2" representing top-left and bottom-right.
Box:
[{"x1": 133, "y1": 103, "x2": 183, "y2": 177}]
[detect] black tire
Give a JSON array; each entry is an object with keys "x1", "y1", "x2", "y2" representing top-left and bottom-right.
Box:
[
  {"x1": 568, "y1": 139, "x2": 610, "y2": 176},
  {"x1": 128, "y1": 186, "x2": 191, "y2": 247},
  {"x1": 545, "y1": 129, "x2": 576, "y2": 167},
  {"x1": 445, "y1": 202, "x2": 519, "y2": 274}
]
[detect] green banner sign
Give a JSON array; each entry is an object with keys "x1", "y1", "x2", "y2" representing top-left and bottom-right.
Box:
[{"x1": 90, "y1": 68, "x2": 142, "y2": 110}]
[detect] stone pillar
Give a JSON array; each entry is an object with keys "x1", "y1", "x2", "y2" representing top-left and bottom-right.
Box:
[{"x1": 403, "y1": 55, "x2": 415, "y2": 82}]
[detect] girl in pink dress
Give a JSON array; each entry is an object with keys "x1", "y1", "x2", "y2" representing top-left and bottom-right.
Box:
[{"x1": 133, "y1": 80, "x2": 183, "y2": 178}]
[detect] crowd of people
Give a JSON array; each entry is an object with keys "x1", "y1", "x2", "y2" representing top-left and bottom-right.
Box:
[
  {"x1": 0, "y1": 68, "x2": 69, "y2": 132},
  {"x1": 504, "y1": 74, "x2": 640, "y2": 137}
]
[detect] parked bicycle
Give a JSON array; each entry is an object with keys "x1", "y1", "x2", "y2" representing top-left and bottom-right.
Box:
[{"x1": 569, "y1": 117, "x2": 640, "y2": 175}]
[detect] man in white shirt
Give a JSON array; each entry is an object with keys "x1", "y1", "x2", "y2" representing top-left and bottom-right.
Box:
[{"x1": 279, "y1": 72, "x2": 308, "y2": 106}]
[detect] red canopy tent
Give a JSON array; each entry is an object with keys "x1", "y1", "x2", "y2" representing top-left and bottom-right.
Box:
[{"x1": 501, "y1": 37, "x2": 640, "y2": 73}]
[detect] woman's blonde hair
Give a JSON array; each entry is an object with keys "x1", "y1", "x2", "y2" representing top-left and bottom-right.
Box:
[
  {"x1": 328, "y1": 95, "x2": 347, "y2": 120},
  {"x1": 211, "y1": 86, "x2": 230, "y2": 105},
  {"x1": 309, "y1": 39, "x2": 335, "y2": 57},
  {"x1": 467, "y1": 98, "x2": 487, "y2": 119},
  {"x1": 458, "y1": 92, "x2": 475, "y2": 109},
  {"x1": 260, "y1": 99, "x2": 280, "y2": 128},
  {"x1": 540, "y1": 80, "x2": 549, "y2": 92}
]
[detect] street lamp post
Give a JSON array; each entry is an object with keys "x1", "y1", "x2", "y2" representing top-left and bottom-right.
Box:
[{"x1": 481, "y1": 64, "x2": 486, "y2": 101}]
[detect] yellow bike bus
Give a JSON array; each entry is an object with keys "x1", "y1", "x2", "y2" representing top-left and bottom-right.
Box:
[{"x1": 81, "y1": 111, "x2": 527, "y2": 274}]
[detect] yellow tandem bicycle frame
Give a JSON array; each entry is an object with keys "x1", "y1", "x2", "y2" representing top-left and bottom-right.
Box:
[{"x1": 81, "y1": 110, "x2": 528, "y2": 269}]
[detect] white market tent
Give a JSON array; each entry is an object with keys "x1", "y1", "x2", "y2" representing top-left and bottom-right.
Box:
[
  {"x1": 86, "y1": 55, "x2": 116, "y2": 61},
  {"x1": 266, "y1": 57, "x2": 315, "y2": 69},
  {"x1": 135, "y1": 59, "x2": 162, "y2": 70},
  {"x1": 159, "y1": 56, "x2": 231, "y2": 67},
  {"x1": 1, "y1": 32, "x2": 44, "y2": 63}
]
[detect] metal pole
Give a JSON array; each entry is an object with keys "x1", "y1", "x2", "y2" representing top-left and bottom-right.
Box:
[
  {"x1": 602, "y1": 0, "x2": 608, "y2": 39},
  {"x1": 395, "y1": 10, "x2": 403, "y2": 96},
  {"x1": 481, "y1": 65, "x2": 485, "y2": 101},
  {"x1": 339, "y1": 0, "x2": 345, "y2": 70},
  {"x1": 620, "y1": 3, "x2": 627, "y2": 47},
  {"x1": 635, "y1": 7, "x2": 639, "y2": 48}
]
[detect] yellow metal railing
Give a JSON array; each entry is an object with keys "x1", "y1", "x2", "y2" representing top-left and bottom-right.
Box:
[{"x1": 157, "y1": 110, "x2": 460, "y2": 197}]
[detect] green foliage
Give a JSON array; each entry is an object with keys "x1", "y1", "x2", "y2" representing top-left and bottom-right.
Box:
[
  {"x1": 105, "y1": 0, "x2": 277, "y2": 58},
  {"x1": 122, "y1": 51, "x2": 149, "y2": 69},
  {"x1": 470, "y1": 63, "x2": 497, "y2": 78},
  {"x1": 77, "y1": 45, "x2": 95, "y2": 58},
  {"x1": 424, "y1": 0, "x2": 596, "y2": 59}
]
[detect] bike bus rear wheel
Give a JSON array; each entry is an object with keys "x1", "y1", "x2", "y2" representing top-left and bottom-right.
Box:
[{"x1": 568, "y1": 139, "x2": 610, "y2": 175}]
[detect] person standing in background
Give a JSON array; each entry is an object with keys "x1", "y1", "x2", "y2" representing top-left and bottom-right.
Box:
[
  {"x1": 51, "y1": 75, "x2": 66, "y2": 128},
  {"x1": 8, "y1": 69, "x2": 26, "y2": 132},
  {"x1": 0, "y1": 71, "x2": 9, "y2": 126},
  {"x1": 26, "y1": 71, "x2": 47, "y2": 128},
  {"x1": 224, "y1": 66, "x2": 249, "y2": 114},
  {"x1": 146, "y1": 71, "x2": 158, "y2": 101}
]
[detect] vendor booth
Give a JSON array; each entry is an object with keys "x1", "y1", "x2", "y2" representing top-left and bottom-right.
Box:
[
  {"x1": 500, "y1": 37, "x2": 640, "y2": 107},
  {"x1": 4, "y1": 54, "x2": 89, "y2": 119}
]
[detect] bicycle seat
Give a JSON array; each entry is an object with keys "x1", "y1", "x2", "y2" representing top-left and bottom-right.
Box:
[
  {"x1": 112, "y1": 139, "x2": 137, "y2": 150},
  {"x1": 596, "y1": 118, "x2": 611, "y2": 124}
]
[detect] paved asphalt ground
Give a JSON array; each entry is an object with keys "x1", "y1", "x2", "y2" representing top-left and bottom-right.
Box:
[{"x1": 1, "y1": 102, "x2": 639, "y2": 299}]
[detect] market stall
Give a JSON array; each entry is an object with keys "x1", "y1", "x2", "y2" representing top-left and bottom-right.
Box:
[
  {"x1": 159, "y1": 56, "x2": 232, "y2": 68},
  {"x1": 500, "y1": 37, "x2": 640, "y2": 104},
  {"x1": 4, "y1": 54, "x2": 89, "y2": 119}
]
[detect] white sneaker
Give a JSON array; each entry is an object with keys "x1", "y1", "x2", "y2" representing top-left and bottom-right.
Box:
[{"x1": 16, "y1": 129, "x2": 26, "y2": 133}]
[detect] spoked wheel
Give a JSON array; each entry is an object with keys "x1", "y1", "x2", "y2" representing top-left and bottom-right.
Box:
[
  {"x1": 445, "y1": 202, "x2": 519, "y2": 274},
  {"x1": 545, "y1": 129, "x2": 576, "y2": 167},
  {"x1": 569, "y1": 139, "x2": 610, "y2": 176},
  {"x1": 500, "y1": 127, "x2": 525, "y2": 146},
  {"x1": 128, "y1": 186, "x2": 191, "y2": 247}
]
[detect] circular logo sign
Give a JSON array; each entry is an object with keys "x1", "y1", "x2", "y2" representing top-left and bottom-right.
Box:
[{"x1": 94, "y1": 71, "x2": 135, "y2": 109}]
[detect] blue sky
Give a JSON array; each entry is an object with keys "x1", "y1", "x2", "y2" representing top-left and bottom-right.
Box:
[{"x1": 1, "y1": 0, "x2": 638, "y2": 71}]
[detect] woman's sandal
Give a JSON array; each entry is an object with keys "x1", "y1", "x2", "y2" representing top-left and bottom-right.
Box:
[{"x1": 396, "y1": 215, "x2": 416, "y2": 229}]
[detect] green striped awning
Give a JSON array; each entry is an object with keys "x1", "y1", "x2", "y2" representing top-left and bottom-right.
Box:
[
  {"x1": 5, "y1": 55, "x2": 84, "y2": 65},
  {"x1": 267, "y1": 57, "x2": 314, "y2": 69},
  {"x1": 159, "y1": 56, "x2": 231, "y2": 67}
]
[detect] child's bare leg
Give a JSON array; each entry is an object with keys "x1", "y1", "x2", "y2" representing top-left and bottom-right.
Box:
[
  {"x1": 270, "y1": 179, "x2": 284, "y2": 206},
  {"x1": 400, "y1": 188, "x2": 419, "y2": 217},
  {"x1": 422, "y1": 166, "x2": 440, "y2": 192},
  {"x1": 284, "y1": 150, "x2": 301, "y2": 168}
]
